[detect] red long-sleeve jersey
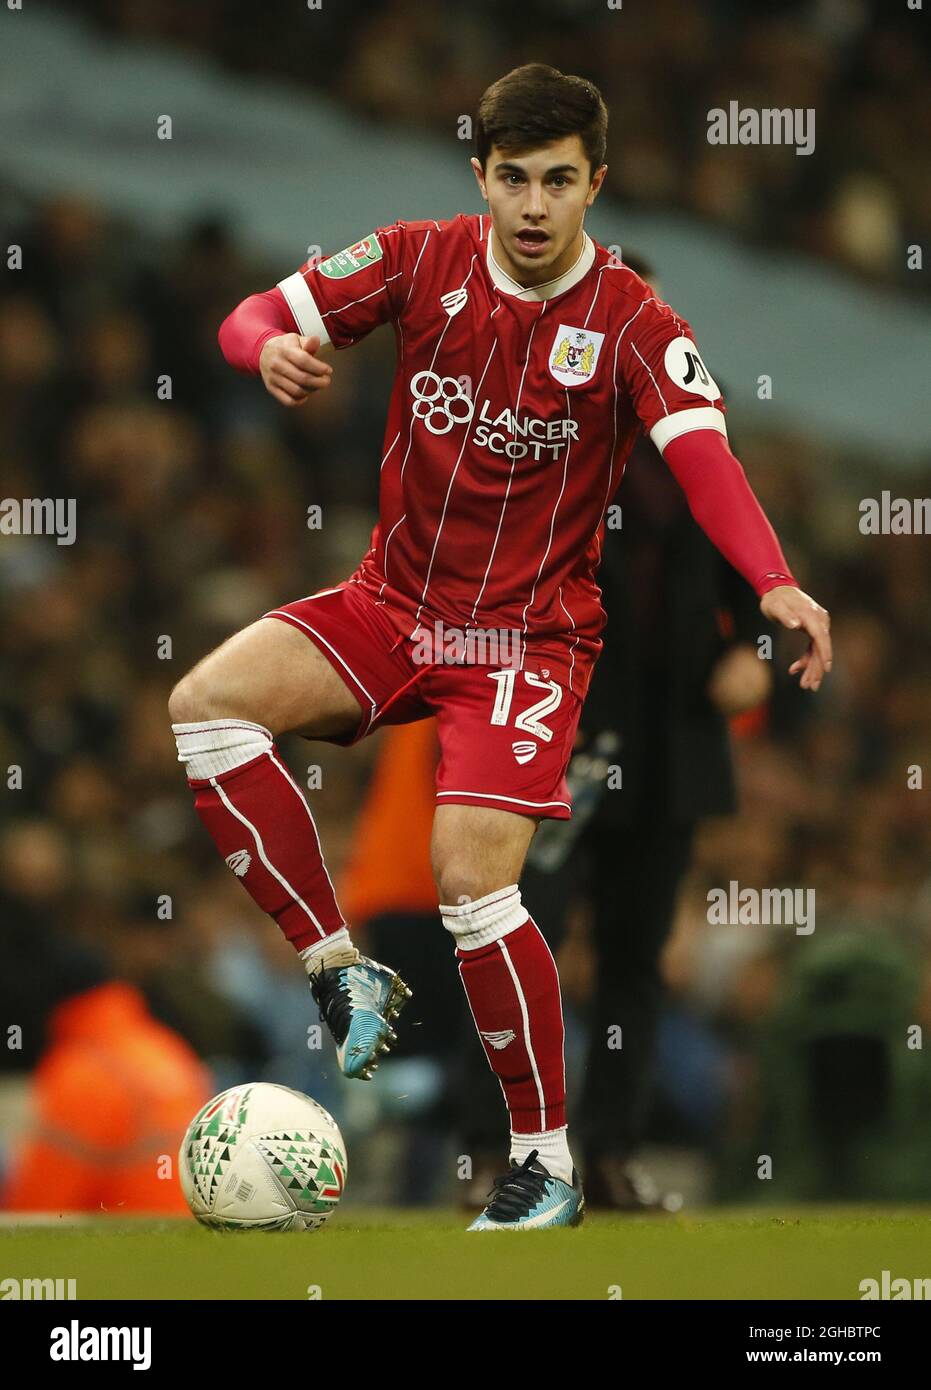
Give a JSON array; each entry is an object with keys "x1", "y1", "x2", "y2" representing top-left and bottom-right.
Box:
[{"x1": 219, "y1": 215, "x2": 795, "y2": 698}]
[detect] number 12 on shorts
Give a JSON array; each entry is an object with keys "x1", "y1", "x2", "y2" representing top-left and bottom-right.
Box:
[{"x1": 487, "y1": 669, "x2": 562, "y2": 743}]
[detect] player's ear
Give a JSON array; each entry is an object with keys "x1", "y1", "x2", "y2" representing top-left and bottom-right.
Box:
[
  {"x1": 470, "y1": 157, "x2": 488, "y2": 202},
  {"x1": 587, "y1": 164, "x2": 608, "y2": 205}
]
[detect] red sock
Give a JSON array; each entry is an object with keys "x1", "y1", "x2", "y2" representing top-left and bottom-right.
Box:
[
  {"x1": 188, "y1": 748, "x2": 346, "y2": 952},
  {"x1": 456, "y1": 915, "x2": 566, "y2": 1133}
]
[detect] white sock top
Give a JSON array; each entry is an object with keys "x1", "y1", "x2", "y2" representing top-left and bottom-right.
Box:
[
  {"x1": 440, "y1": 885, "x2": 527, "y2": 951},
  {"x1": 172, "y1": 718, "x2": 272, "y2": 780}
]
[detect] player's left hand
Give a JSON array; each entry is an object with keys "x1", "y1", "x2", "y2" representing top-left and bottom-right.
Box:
[{"x1": 759, "y1": 585, "x2": 832, "y2": 691}]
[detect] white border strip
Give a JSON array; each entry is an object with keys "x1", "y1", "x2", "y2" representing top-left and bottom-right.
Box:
[
  {"x1": 277, "y1": 271, "x2": 331, "y2": 345},
  {"x1": 436, "y1": 790, "x2": 571, "y2": 812},
  {"x1": 650, "y1": 406, "x2": 728, "y2": 453}
]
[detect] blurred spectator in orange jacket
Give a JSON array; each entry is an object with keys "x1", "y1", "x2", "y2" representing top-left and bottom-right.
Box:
[{"x1": 1, "y1": 924, "x2": 210, "y2": 1216}]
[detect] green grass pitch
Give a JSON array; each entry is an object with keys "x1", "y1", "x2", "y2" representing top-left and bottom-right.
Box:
[{"x1": 3, "y1": 1207, "x2": 930, "y2": 1300}]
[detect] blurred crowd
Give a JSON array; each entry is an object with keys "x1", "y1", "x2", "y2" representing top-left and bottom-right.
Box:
[
  {"x1": 72, "y1": 0, "x2": 931, "y2": 289},
  {"x1": 1, "y1": 177, "x2": 929, "y2": 1203}
]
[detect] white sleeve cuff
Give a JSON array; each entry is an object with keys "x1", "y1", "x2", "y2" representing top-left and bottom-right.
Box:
[
  {"x1": 276, "y1": 271, "x2": 331, "y2": 346},
  {"x1": 650, "y1": 406, "x2": 728, "y2": 453}
]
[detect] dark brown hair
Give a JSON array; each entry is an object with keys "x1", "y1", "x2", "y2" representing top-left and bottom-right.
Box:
[{"x1": 475, "y1": 64, "x2": 608, "y2": 180}]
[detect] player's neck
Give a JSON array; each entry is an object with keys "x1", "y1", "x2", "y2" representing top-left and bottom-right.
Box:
[{"x1": 490, "y1": 225, "x2": 588, "y2": 291}]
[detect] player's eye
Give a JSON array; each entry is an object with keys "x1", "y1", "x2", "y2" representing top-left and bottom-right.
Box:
[{"x1": 549, "y1": 177, "x2": 569, "y2": 188}]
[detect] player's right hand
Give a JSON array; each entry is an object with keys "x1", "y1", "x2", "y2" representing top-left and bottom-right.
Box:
[{"x1": 259, "y1": 333, "x2": 333, "y2": 406}]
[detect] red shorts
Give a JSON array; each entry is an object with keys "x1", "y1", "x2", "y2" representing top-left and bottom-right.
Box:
[{"x1": 264, "y1": 582, "x2": 583, "y2": 821}]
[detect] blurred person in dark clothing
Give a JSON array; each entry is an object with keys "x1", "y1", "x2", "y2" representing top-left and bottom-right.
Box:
[{"x1": 458, "y1": 253, "x2": 773, "y2": 1210}]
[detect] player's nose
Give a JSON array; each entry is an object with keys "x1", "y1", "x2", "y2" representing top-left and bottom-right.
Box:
[{"x1": 523, "y1": 185, "x2": 547, "y2": 218}]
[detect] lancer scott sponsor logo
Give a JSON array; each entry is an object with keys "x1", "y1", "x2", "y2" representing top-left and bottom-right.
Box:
[
  {"x1": 409, "y1": 374, "x2": 579, "y2": 460},
  {"x1": 472, "y1": 400, "x2": 579, "y2": 461}
]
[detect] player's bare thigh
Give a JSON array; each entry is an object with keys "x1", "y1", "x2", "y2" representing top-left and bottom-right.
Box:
[
  {"x1": 167, "y1": 616, "x2": 362, "y2": 739},
  {"x1": 431, "y1": 803, "x2": 539, "y2": 905}
]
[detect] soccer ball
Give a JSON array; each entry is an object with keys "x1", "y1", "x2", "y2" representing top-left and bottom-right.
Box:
[{"x1": 179, "y1": 1082, "x2": 347, "y2": 1231}]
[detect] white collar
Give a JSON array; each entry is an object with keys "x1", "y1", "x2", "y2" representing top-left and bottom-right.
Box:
[{"x1": 485, "y1": 222, "x2": 595, "y2": 301}]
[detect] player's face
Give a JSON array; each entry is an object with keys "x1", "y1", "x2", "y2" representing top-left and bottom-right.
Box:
[{"x1": 471, "y1": 135, "x2": 606, "y2": 287}]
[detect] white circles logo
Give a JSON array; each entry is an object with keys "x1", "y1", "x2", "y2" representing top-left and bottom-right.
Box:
[{"x1": 410, "y1": 370, "x2": 474, "y2": 435}]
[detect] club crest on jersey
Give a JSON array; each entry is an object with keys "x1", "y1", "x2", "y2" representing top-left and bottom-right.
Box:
[
  {"x1": 318, "y1": 234, "x2": 383, "y2": 279},
  {"x1": 549, "y1": 325, "x2": 605, "y2": 387}
]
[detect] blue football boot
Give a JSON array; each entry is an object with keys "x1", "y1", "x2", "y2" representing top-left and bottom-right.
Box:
[
  {"x1": 309, "y1": 947, "x2": 411, "y2": 1080},
  {"x1": 467, "y1": 1150, "x2": 585, "y2": 1230}
]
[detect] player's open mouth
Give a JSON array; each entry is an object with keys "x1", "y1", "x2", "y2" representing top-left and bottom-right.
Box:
[{"x1": 514, "y1": 229, "x2": 550, "y2": 256}]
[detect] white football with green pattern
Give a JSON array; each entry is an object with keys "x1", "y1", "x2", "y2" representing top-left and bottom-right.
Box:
[{"x1": 179, "y1": 1083, "x2": 347, "y2": 1231}]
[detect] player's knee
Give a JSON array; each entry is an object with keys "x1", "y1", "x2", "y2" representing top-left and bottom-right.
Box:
[
  {"x1": 169, "y1": 655, "x2": 269, "y2": 726},
  {"x1": 168, "y1": 669, "x2": 217, "y2": 725},
  {"x1": 435, "y1": 860, "x2": 497, "y2": 909}
]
